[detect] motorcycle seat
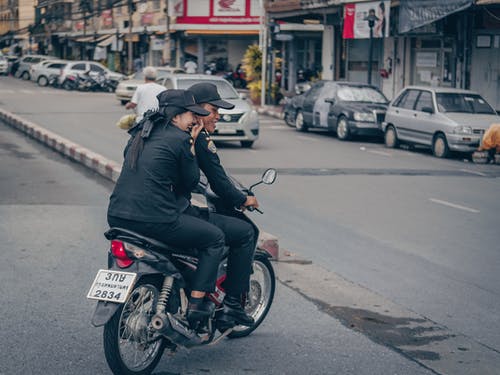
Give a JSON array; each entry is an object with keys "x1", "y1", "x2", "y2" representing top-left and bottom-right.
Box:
[{"x1": 104, "y1": 227, "x2": 229, "y2": 258}]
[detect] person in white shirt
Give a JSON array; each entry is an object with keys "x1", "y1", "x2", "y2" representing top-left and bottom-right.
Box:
[
  {"x1": 125, "y1": 66, "x2": 166, "y2": 123},
  {"x1": 184, "y1": 60, "x2": 198, "y2": 74}
]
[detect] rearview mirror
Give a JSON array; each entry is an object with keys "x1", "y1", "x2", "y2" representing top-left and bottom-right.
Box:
[
  {"x1": 262, "y1": 168, "x2": 277, "y2": 185},
  {"x1": 422, "y1": 106, "x2": 434, "y2": 114}
]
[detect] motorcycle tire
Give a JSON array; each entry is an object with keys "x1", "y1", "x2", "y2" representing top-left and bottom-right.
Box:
[
  {"x1": 103, "y1": 276, "x2": 166, "y2": 375},
  {"x1": 62, "y1": 80, "x2": 73, "y2": 91},
  {"x1": 228, "y1": 254, "x2": 275, "y2": 339}
]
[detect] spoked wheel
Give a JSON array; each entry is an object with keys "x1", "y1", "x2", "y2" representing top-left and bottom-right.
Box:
[
  {"x1": 103, "y1": 278, "x2": 165, "y2": 375},
  {"x1": 228, "y1": 254, "x2": 275, "y2": 338}
]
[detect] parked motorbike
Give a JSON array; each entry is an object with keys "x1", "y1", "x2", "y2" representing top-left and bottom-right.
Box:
[
  {"x1": 87, "y1": 169, "x2": 277, "y2": 375},
  {"x1": 61, "y1": 74, "x2": 82, "y2": 91},
  {"x1": 47, "y1": 74, "x2": 62, "y2": 89}
]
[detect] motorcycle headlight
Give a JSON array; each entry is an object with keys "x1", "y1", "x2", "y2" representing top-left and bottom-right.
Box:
[
  {"x1": 453, "y1": 125, "x2": 473, "y2": 135},
  {"x1": 353, "y1": 112, "x2": 375, "y2": 122}
]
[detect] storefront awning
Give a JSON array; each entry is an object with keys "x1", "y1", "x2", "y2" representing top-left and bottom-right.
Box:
[
  {"x1": 73, "y1": 36, "x2": 96, "y2": 42},
  {"x1": 184, "y1": 30, "x2": 259, "y2": 36},
  {"x1": 97, "y1": 35, "x2": 115, "y2": 47},
  {"x1": 399, "y1": 0, "x2": 474, "y2": 33}
]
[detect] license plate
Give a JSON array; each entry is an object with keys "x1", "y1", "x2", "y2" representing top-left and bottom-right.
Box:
[
  {"x1": 217, "y1": 126, "x2": 237, "y2": 134},
  {"x1": 87, "y1": 269, "x2": 137, "y2": 303}
]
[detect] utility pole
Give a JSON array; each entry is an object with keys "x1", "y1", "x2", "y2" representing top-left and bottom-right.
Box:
[
  {"x1": 260, "y1": 1, "x2": 267, "y2": 107},
  {"x1": 127, "y1": 0, "x2": 136, "y2": 74},
  {"x1": 164, "y1": 0, "x2": 171, "y2": 66}
]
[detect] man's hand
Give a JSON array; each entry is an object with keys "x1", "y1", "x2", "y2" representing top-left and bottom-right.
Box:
[{"x1": 241, "y1": 195, "x2": 259, "y2": 210}]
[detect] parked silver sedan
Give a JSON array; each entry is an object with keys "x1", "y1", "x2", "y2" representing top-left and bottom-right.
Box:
[{"x1": 382, "y1": 86, "x2": 500, "y2": 158}]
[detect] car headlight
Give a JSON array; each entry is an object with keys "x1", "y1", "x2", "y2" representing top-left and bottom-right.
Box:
[
  {"x1": 453, "y1": 125, "x2": 473, "y2": 135},
  {"x1": 353, "y1": 112, "x2": 375, "y2": 122}
]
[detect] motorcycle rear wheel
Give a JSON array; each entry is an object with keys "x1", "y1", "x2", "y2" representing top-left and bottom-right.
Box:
[
  {"x1": 228, "y1": 254, "x2": 275, "y2": 338},
  {"x1": 103, "y1": 277, "x2": 166, "y2": 375}
]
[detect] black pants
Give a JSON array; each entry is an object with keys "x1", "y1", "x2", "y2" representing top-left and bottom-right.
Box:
[
  {"x1": 185, "y1": 206, "x2": 256, "y2": 296},
  {"x1": 108, "y1": 214, "x2": 225, "y2": 292}
]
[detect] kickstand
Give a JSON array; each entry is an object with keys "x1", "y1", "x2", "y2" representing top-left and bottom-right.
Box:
[{"x1": 207, "y1": 328, "x2": 233, "y2": 346}]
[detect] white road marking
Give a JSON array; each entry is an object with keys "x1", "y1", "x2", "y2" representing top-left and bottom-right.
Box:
[
  {"x1": 459, "y1": 168, "x2": 488, "y2": 177},
  {"x1": 429, "y1": 198, "x2": 480, "y2": 213},
  {"x1": 0, "y1": 89, "x2": 15, "y2": 94},
  {"x1": 367, "y1": 149, "x2": 392, "y2": 157},
  {"x1": 268, "y1": 125, "x2": 287, "y2": 130},
  {"x1": 20, "y1": 89, "x2": 34, "y2": 94}
]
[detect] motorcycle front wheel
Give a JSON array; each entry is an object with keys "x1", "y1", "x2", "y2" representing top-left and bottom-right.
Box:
[
  {"x1": 103, "y1": 277, "x2": 165, "y2": 375},
  {"x1": 228, "y1": 254, "x2": 275, "y2": 338}
]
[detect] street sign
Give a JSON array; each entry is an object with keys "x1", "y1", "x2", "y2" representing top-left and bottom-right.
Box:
[{"x1": 274, "y1": 33, "x2": 293, "y2": 42}]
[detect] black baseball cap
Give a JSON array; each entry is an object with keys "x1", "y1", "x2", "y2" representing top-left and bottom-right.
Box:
[
  {"x1": 189, "y1": 82, "x2": 235, "y2": 110},
  {"x1": 156, "y1": 89, "x2": 210, "y2": 116}
]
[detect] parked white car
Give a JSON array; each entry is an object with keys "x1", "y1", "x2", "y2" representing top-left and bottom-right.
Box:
[
  {"x1": 157, "y1": 73, "x2": 259, "y2": 148},
  {"x1": 0, "y1": 54, "x2": 8, "y2": 75},
  {"x1": 382, "y1": 86, "x2": 500, "y2": 158},
  {"x1": 59, "y1": 61, "x2": 125, "y2": 85},
  {"x1": 31, "y1": 60, "x2": 68, "y2": 86},
  {"x1": 115, "y1": 66, "x2": 185, "y2": 105}
]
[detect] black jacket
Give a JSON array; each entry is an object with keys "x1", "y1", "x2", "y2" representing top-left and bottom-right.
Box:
[
  {"x1": 108, "y1": 123, "x2": 199, "y2": 223},
  {"x1": 194, "y1": 132, "x2": 246, "y2": 208}
]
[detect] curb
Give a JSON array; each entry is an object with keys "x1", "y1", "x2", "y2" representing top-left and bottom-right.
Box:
[{"x1": 0, "y1": 107, "x2": 280, "y2": 259}]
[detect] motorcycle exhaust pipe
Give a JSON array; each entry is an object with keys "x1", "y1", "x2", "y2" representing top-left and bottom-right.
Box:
[{"x1": 151, "y1": 312, "x2": 205, "y2": 348}]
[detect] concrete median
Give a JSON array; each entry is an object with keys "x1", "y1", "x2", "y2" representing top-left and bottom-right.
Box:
[{"x1": 0, "y1": 107, "x2": 279, "y2": 259}]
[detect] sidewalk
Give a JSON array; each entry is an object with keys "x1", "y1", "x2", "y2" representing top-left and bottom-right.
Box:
[
  {"x1": 0, "y1": 107, "x2": 279, "y2": 259},
  {"x1": 254, "y1": 104, "x2": 284, "y2": 120}
]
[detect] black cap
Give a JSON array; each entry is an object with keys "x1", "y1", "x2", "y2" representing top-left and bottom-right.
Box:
[
  {"x1": 189, "y1": 82, "x2": 235, "y2": 110},
  {"x1": 156, "y1": 89, "x2": 210, "y2": 116}
]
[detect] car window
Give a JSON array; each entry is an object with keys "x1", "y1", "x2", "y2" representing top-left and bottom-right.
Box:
[
  {"x1": 392, "y1": 91, "x2": 408, "y2": 107},
  {"x1": 399, "y1": 90, "x2": 420, "y2": 110},
  {"x1": 90, "y1": 64, "x2": 105, "y2": 73},
  {"x1": 72, "y1": 63, "x2": 86, "y2": 71},
  {"x1": 337, "y1": 86, "x2": 388, "y2": 103},
  {"x1": 48, "y1": 63, "x2": 66, "y2": 69},
  {"x1": 31, "y1": 57, "x2": 42, "y2": 63},
  {"x1": 415, "y1": 91, "x2": 433, "y2": 112},
  {"x1": 22, "y1": 57, "x2": 32, "y2": 63},
  {"x1": 176, "y1": 79, "x2": 239, "y2": 99},
  {"x1": 436, "y1": 93, "x2": 496, "y2": 114}
]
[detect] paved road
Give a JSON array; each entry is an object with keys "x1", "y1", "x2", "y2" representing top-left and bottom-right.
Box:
[
  {"x1": 1, "y1": 76, "x2": 500, "y2": 374},
  {"x1": 0, "y1": 121, "x2": 433, "y2": 375}
]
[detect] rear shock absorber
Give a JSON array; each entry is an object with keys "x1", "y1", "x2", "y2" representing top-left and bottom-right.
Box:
[{"x1": 151, "y1": 276, "x2": 174, "y2": 331}]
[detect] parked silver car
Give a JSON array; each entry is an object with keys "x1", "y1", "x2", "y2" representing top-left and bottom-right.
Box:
[
  {"x1": 382, "y1": 86, "x2": 500, "y2": 158},
  {"x1": 0, "y1": 54, "x2": 7, "y2": 75},
  {"x1": 157, "y1": 73, "x2": 259, "y2": 148},
  {"x1": 15, "y1": 55, "x2": 57, "y2": 80},
  {"x1": 31, "y1": 60, "x2": 67, "y2": 86}
]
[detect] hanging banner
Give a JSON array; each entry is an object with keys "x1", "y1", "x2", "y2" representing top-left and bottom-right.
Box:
[
  {"x1": 399, "y1": 0, "x2": 473, "y2": 34},
  {"x1": 343, "y1": 1, "x2": 390, "y2": 39}
]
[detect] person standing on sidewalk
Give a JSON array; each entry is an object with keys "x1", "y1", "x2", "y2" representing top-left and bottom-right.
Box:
[
  {"x1": 125, "y1": 66, "x2": 166, "y2": 123},
  {"x1": 181, "y1": 82, "x2": 259, "y2": 326}
]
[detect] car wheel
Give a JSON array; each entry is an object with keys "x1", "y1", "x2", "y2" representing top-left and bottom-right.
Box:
[
  {"x1": 120, "y1": 100, "x2": 128, "y2": 106},
  {"x1": 432, "y1": 134, "x2": 450, "y2": 158},
  {"x1": 37, "y1": 76, "x2": 48, "y2": 87},
  {"x1": 241, "y1": 141, "x2": 254, "y2": 148},
  {"x1": 295, "y1": 111, "x2": 308, "y2": 132},
  {"x1": 336, "y1": 116, "x2": 350, "y2": 141},
  {"x1": 384, "y1": 126, "x2": 399, "y2": 148},
  {"x1": 22, "y1": 71, "x2": 30, "y2": 80},
  {"x1": 284, "y1": 112, "x2": 295, "y2": 127}
]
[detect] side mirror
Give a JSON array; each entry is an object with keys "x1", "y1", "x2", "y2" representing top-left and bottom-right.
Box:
[
  {"x1": 239, "y1": 92, "x2": 248, "y2": 100},
  {"x1": 422, "y1": 106, "x2": 434, "y2": 114},
  {"x1": 262, "y1": 168, "x2": 277, "y2": 185},
  {"x1": 325, "y1": 98, "x2": 335, "y2": 105}
]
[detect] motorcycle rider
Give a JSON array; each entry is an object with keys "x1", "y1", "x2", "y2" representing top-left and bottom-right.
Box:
[
  {"x1": 107, "y1": 89, "x2": 225, "y2": 325},
  {"x1": 183, "y1": 82, "x2": 259, "y2": 326}
]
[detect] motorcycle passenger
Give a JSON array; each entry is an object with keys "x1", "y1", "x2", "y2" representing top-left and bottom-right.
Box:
[
  {"x1": 107, "y1": 89, "x2": 225, "y2": 325},
  {"x1": 183, "y1": 82, "x2": 259, "y2": 326}
]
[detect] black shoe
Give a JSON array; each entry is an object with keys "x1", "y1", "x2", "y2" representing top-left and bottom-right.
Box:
[
  {"x1": 187, "y1": 300, "x2": 214, "y2": 327},
  {"x1": 219, "y1": 295, "x2": 254, "y2": 327}
]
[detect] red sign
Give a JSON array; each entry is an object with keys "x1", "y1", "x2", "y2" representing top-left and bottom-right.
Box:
[
  {"x1": 342, "y1": 3, "x2": 355, "y2": 39},
  {"x1": 177, "y1": 0, "x2": 260, "y2": 25}
]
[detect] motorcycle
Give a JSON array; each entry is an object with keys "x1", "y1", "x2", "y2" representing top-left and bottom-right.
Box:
[{"x1": 87, "y1": 168, "x2": 277, "y2": 375}]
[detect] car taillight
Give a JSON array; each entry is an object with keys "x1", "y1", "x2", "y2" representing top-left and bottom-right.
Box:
[{"x1": 110, "y1": 240, "x2": 133, "y2": 268}]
